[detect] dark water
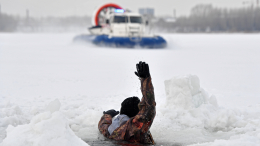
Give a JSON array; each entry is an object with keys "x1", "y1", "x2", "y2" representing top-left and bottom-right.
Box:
[{"x1": 85, "y1": 139, "x2": 183, "y2": 146}]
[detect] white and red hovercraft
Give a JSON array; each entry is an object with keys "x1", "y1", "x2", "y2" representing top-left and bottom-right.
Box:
[{"x1": 73, "y1": 3, "x2": 167, "y2": 48}]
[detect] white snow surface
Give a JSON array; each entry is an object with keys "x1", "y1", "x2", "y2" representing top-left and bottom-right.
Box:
[
  {"x1": 2, "y1": 111, "x2": 89, "y2": 146},
  {"x1": 0, "y1": 33, "x2": 260, "y2": 145}
]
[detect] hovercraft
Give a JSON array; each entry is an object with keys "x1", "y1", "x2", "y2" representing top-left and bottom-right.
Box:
[{"x1": 74, "y1": 3, "x2": 167, "y2": 48}]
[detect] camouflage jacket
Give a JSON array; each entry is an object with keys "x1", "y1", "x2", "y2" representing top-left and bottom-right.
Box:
[{"x1": 98, "y1": 77, "x2": 156, "y2": 144}]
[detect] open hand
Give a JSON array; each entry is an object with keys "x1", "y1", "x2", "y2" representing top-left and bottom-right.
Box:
[{"x1": 135, "y1": 61, "x2": 150, "y2": 78}]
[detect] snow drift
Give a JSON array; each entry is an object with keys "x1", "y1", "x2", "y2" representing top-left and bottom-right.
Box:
[
  {"x1": 0, "y1": 102, "x2": 29, "y2": 142},
  {"x1": 1, "y1": 99, "x2": 89, "y2": 146},
  {"x1": 152, "y1": 75, "x2": 260, "y2": 145},
  {"x1": 164, "y1": 75, "x2": 218, "y2": 109}
]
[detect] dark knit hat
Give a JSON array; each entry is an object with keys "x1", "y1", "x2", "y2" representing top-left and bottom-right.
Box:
[{"x1": 120, "y1": 96, "x2": 140, "y2": 118}]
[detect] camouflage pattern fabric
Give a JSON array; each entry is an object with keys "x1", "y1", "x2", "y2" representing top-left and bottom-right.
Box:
[{"x1": 98, "y1": 77, "x2": 156, "y2": 144}]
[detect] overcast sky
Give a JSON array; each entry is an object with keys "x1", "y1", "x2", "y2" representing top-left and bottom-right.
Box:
[{"x1": 0, "y1": 0, "x2": 255, "y2": 17}]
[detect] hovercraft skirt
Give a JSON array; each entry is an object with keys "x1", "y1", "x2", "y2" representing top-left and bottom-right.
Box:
[{"x1": 93, "y1": 35, "x2": 166, "y2": 48}]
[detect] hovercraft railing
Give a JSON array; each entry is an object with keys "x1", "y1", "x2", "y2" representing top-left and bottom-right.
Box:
[{"x1": 128, "y1": 26, "x2": 142, "y2": 42}]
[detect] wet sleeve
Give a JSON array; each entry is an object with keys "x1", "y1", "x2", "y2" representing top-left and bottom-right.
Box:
[
  {"x1": 133, "y1": 76, "x2": 156, "y2": 130},
  {"x1": 98, "y1": 115, "x2": 112, "y2": 138},
  {"x1": 127, "y1": 76, "x2": 156, "y2": 139}
]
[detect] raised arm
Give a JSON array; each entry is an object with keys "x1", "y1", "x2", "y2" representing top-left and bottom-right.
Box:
[
  {"x1": 124, "y1": 62, "x2": 156, "y2": 143},
  {"x1": 134, "y1": 62, "x2": 156, "y2": 123}
]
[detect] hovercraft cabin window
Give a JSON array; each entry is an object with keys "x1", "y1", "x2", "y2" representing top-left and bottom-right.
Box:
[
  {"x1": 130, "y1": 17, "x2": 143, "y2": 24},
  {"x1": 113, "y1": 16, "x2": 128, "y2": 23}
]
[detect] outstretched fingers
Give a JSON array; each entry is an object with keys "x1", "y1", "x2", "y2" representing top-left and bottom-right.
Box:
[{"x1": 135, "y1": 61, "x2": 150, "y2": 78}]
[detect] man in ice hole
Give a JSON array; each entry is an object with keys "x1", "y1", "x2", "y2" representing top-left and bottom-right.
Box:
[{"x1": 98, "y1": 61, "x2": 156, "y2": 144}]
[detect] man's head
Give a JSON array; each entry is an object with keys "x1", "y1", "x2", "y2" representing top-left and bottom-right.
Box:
[{"x1": 120, "y1": 96, "x2": 140, "y2": 118}]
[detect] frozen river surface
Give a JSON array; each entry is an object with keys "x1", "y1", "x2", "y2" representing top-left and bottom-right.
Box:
[{"x1": 0, "y1": 33, "x2": 260, "y2": 146}]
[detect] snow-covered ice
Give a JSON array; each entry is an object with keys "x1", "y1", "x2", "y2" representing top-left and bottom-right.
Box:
[
  {"x1": 155, "y1": 75, "x2": 260, "y2": 145},
  {"x1": 2, "y1": 107, "x2": 89, "y2": 146},
  {"x1": 0, "y1": 33, "x2": 260, "y2": 145}
]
